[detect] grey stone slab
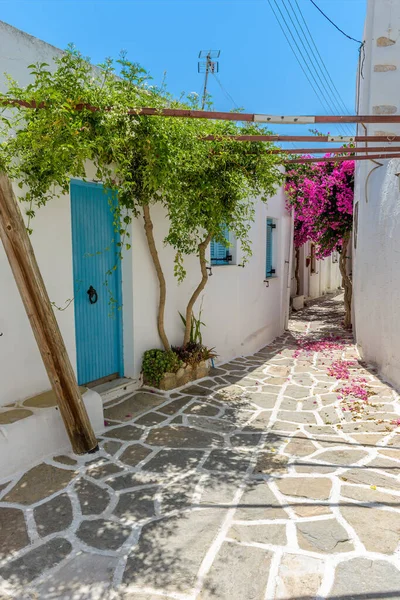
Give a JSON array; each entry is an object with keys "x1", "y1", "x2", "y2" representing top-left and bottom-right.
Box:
[
  {"x1": 76, "y1": 518, "x2": 131, "y2": 551},
  {"x1": 277, "y1": 477, "x2": 332, "y2": 500},
  {"x1": 183, "y1": 402, "x2": 220, "y2": 416},
  {"x1": 104, "y1": 392, "x2": 167, "y2": 421},
  {"x1": 86, "y1": 460, "x2": 124, "y2": 480},
  {"x1": 160, "y1": 475, "x2": 201, "y2": 512},
  {"x1": 146, "y1": 426, "x2": 223, "y2": 448},
  {"x1": 254, "y1": 453, "x2": 288, "y2": 475},
  {"x1": 340, "y1": 468, "x2": 400, "y2": 491},
  {"x1": 34, "y1": 493, "x2": 72, "y2": 537},
  {"x1": 297, "y1": 519, "x2": 353, "y2": 553},
  {"x1": 75, "y1": 478, "x2": 110, "y2": 515},
  {"x1": 199, "y1": 475, "x2": 241, "y2": 506},
  {"x1": 102, "y1": 440, "x2": 123, "y2": 455},
  {"x1": 142, "y1": 449, "x2": 203, "y2": 472},
  {"x1": 330, "y1": 558, "x2": 400, "y2": 600},
  {"x1": 243, "y1": 411, "x2": 272, "y2": 430},
  {"x1": 229, "y1": 523, "x2": 286, "y2": 545},
  {"x1": 230, "y1": 432, "x2": 262, "y2": 447},
  {"x1": 271, "y1": 421, "x2": 300, "y2": 432},
  {"x1": 0, "y1": 507, "x2": 29, "y2": 560},
  {"x1": 119, "y1": 444, "x2": 153, "y2": 467},
  {"x1": 179, "y1": 384, "x2": 212, "y2": 397},
  {"x1": 275, "y1": 553, "x2": 325, "y2": 599},
  {"x1": 107, "y1": 472, "x2": 164, "y2": 491},
  {"x1": 34, "y1": 552, "x2": 118, "y2": 600},
  {"x1": 134, "y1": 412, "x2": 168, "y2": 426},
  {"x1": 285, "y1": 434, "x2": 317, "y2": 457},
  {"x1": 122, "y1": 509, "x2": 226, "y2": 593},
  {"x1": 200, "y1": 541, "x2": 272, "y2": 600},
  {"x1": 158, "y1": 397, "x2": 192, "y2": 415},
  {"x1": 203, "y1": 449, "x2": 251, "y2": 473},
  {"x1": 103, "y1": 425, "x2": 143, "y2": 441},
  {"x1": 0, "y1": 538, "x2": 72, "y2": 585},
  {"x1": 341, "y1": 505, "x2": 400, "y2": 554},
  {"x1": 235, "y1": 482, "x2": 288, "y2": 520},
  {"x1": 113, "y1": 489, "x2": 156, "y2": 522},
  {"x1": 277, "y1": 410, "x2": 317, "y2": 424},
  {"x1": 285, "y1": 385, "x2": 311, "y2": 399},
  {"x1": 53, "y1": 455, "x2": 78, "y2": 466},
  {"x1": 3, "y1": 464, "x2": 75, "y2": 505},
  {"x1": 187, "y1": 415, "x2": 235, "y2": 433},
  {"x1": 316, "y1": 448, "x2": 368, "y2": 466}
]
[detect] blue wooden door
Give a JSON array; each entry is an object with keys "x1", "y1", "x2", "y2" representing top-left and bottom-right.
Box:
[{"x1": 70, "y1": 180, "x2": 123, "y2": 385}]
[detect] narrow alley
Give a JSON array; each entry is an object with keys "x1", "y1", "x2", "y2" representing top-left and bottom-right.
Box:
[{"x1": 2, "y1": 294, "x2": 400, "y2": 600}]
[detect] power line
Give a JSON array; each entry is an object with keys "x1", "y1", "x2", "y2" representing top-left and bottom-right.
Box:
[
  {"x1": 280, "y1": 0, "x2": 351, "y2": 136},
  {"x1": 268, "y1": 0, "x2": 349, "y2": 137},
  {"x1": 309, "y1": 0, "x2": 363, "y2": 45},
  {"x1": 288, "y1": 0, "x2": 354, "y2": 135}
]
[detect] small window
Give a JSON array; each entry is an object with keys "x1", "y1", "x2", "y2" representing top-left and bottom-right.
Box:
[
  {"x1": 211, "y1": 227, "x2": 234, "y2": 266},
  {"x1": 265, "y1": 218, "x2": 276, "y2": 278}
]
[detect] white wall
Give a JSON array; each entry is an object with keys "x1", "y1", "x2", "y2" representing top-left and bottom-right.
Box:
[
  {"x1": 0, "y1": 21, "x2": 292, "y2": 406},
  {"x1": 130, "y1": 187, "x2": 292, "y2": 374},
  {"x1": 290, "y1": 241, "x2": 342, "y2": 302},
  {"x1": 353, "y1": 0, "x2": 400, "y2": 387}
]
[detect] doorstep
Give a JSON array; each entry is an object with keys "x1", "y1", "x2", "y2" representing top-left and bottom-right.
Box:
[
  {"x1": 0, "y1": 387, "x2": 104, "y2": 480},
  {"x1": 93, "y1": 376, "x2": 141, "y2": 404}
]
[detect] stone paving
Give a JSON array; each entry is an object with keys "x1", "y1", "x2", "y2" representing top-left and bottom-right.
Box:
[{"x1": 2, "y1": 294, "x2": 400, "y2": 599}]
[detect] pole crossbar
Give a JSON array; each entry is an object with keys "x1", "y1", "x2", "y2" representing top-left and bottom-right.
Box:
[{"x1": 271, "y1": 146, "x2": 400, "y2": 155}]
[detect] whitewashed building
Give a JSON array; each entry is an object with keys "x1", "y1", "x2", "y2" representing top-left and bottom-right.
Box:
[
  {"x1": 353, "y1": 0, "x2": 400, "y2": 388},
  {"x1": 290, "y1": 242, "x2": 342, "y2": 308},
  {"x1": 0, "y1": 22, "x2": 292, "y2": 472}
]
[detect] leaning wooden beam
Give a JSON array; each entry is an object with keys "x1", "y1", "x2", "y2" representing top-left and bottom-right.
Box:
[
  {"x1": 286, "y1": 153, "x2": 400, "y2": 164},
  {"x1": 0, "y1": 173, "x2": 98, "y2": 455}
]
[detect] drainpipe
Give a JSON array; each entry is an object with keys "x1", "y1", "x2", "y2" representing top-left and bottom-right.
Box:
[{"x1": 284, "y1": 209, "x2": 295, "y2": 329}]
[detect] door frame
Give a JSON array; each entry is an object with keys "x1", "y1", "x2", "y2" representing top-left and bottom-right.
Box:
[{"x1": 70, "y1": 178, "x2": 124, "y2": 385}]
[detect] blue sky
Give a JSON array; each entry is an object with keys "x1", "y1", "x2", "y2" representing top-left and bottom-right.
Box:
[{"x1": 0, "y1": 0, "x2": 366, "y2": 138}]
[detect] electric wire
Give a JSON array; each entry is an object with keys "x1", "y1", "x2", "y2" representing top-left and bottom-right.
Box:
[
  {"x1": 290, "y1": 0, "x2": 354, "y2": 135},
  {"x1": 309, "y1": 0, "x2": 363, "y2": 45},
  {"x1": 211, "y1": 72, "x2": 239, "y2": 109},
  {"x1": 268, "y1": 0, "x2": 349, "y2": 137},
  {"x1": 281, "y1": 0, "x2": 351, "y2": 136}
]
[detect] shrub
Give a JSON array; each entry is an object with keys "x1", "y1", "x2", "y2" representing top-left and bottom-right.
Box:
[
  {"x1": 142, "y1": 349, "x2": 182, "y2": 387},
  {"x1": 171, "y1": 342, "x2": 217, "y2": 366}
]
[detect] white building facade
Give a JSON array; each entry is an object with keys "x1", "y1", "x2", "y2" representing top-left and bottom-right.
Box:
[
  {"x1": 353, "y1": 0, "x2": 400, "y2": 388},
  {"x1": 0, "y1": 21, "x2": 293, "y2": 409}
]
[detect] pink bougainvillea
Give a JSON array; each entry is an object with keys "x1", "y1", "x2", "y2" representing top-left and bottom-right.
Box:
[{"x1": 285, "y1": 156, "x2": 355, "y2": 258}]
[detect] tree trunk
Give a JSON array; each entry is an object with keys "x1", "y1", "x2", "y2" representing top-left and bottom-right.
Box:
[
  {"x1": 142, "y1": 204, "x2": 170, "y2": 351},
  {"x1": 295, "y1": 247, "x2": 300, "y2": 296},
  {"x1": 183, "y1": 233, "x2": 212, "y2": 346},
  {"x1": 339, "y1": 232, "x2": 352, "y2": 329},
  {"x1": 0, "y1": 173, "x2": 97, "y2": 454}
]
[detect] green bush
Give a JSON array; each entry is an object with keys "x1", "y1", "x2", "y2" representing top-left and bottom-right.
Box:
[{"x1": 142, "y1": 349, "x2": 183, "y2": 387}]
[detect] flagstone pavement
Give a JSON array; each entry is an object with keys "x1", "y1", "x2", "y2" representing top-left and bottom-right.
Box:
[{"x1": 2, "y1": 293, "x2": 400, "y2": 600}]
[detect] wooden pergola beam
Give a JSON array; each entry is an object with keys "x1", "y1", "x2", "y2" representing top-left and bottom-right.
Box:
[
  {"x1": 286, "y1": 153, "x2": 400, "y2": 164},
  {"x1": 0, "y1": 173, "x2": 98, "y2": 455},
  {"x1": 268, "y1": 146, "x2": 400, "y2": 155},
  {"x1": 3, "y1": 97, "x2": 400, "y2": 125}
]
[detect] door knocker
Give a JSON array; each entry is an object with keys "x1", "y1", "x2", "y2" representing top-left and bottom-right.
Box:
[{"x1": 87, "y1": 286, "x2": 98, "y2": 305}]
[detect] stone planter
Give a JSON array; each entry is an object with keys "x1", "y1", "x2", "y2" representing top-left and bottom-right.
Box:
[
  {"x1": 145, "y1": 360, "x2": 210, "y2": 391},
  {"x1": 292, "y1": 295, "x2": 305, "y2": 311}
]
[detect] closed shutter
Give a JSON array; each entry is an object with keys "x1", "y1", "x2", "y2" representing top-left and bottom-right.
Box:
[
  {"x1": 266, "y1": 218, "x2": 275, "y2": 277},
  {"x1": 211, "y1": 227, "x2": 229, "y2": 265}
]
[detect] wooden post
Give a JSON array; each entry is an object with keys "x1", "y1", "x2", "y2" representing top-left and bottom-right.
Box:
[{"x1": 0, "y1": 173, "x2": 98, "y2": 454}]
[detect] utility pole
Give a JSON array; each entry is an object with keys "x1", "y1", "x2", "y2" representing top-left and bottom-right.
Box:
[{"x1": 198, "y1": 50, "x2": 220, "y2": 110}]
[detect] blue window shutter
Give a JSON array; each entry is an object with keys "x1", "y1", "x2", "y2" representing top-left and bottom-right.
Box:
[
  {"x1": 266, "y1": 218, "x2": 274, "y2": 277},
  {"x1": 211, "y1": 227, "x2": 229, "y2": 265}
]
